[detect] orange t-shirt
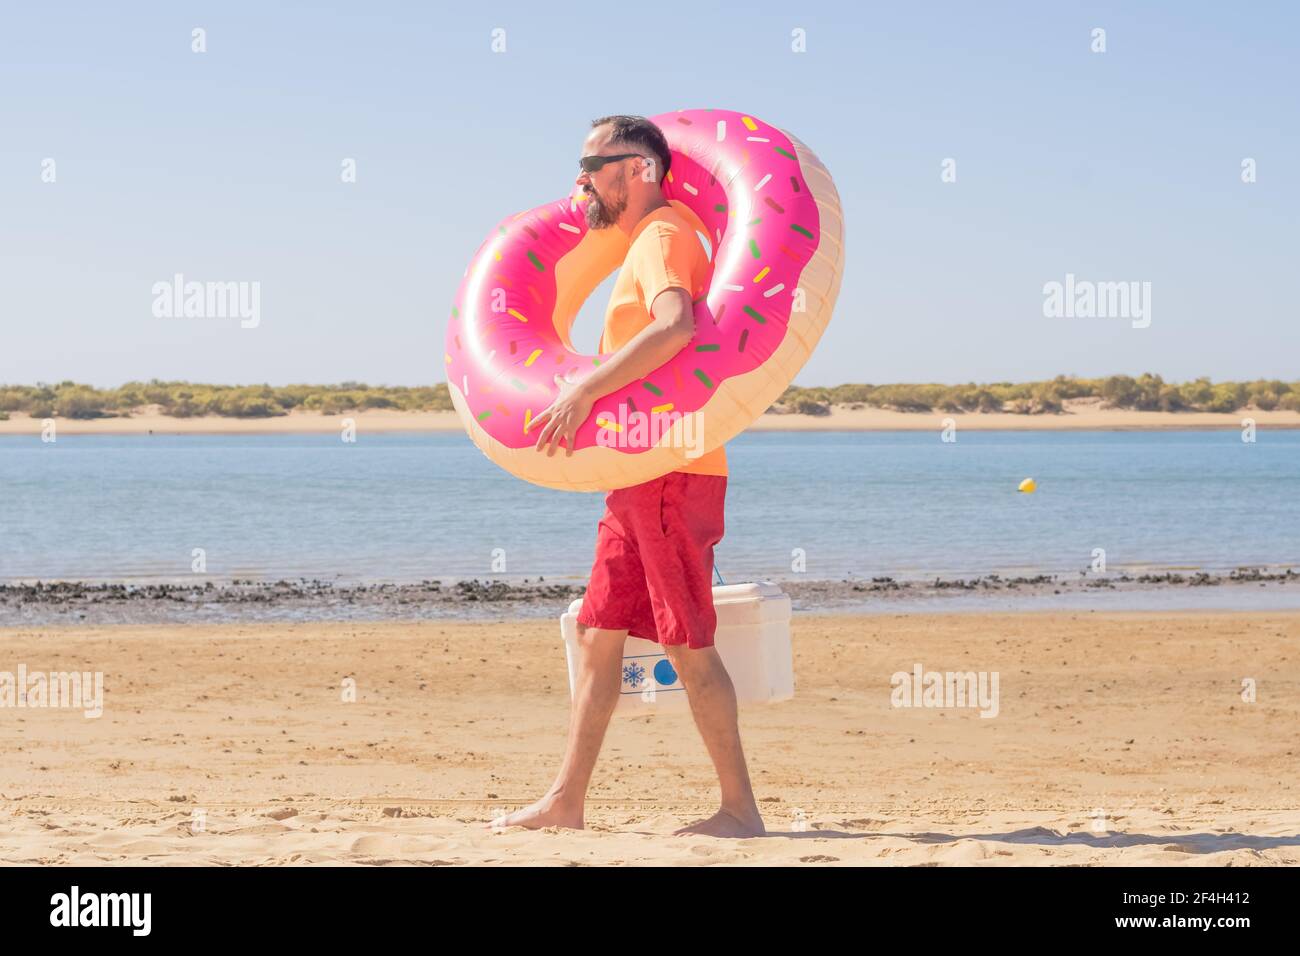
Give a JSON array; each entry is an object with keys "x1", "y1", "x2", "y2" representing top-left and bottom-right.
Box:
[{"x1": 598, "y1": 206, "x2": 727, "y2": 477}]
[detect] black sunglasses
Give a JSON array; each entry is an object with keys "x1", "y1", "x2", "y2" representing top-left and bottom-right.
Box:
[{"x1": 579, "y1": 152, "x2": 644, "y2": 173}]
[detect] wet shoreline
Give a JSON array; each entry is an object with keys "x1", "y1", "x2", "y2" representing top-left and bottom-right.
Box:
[{"x1": 1, "y1": 567, "x2": 1296, "y2": 626}]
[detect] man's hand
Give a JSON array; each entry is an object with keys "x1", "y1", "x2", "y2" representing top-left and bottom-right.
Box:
[{"x1": 529, "y1": 373, "x2": 595, "y2": 457}]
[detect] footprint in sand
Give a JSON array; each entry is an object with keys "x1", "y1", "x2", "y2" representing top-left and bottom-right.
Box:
[
  {"x1": 1160, "y1": 843, "x2": 1206, "y2": 854},
  {"x1": 349, "y1": 835, "x2": 405, "y2": 856}
]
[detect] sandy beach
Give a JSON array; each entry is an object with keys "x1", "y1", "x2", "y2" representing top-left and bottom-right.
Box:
[
  {"x1": 3, "y1": 610, "x2": 1296, "y2": 866},
  {"x1": 3, "y1": 404, "x2": 1299, "y2": 436}
]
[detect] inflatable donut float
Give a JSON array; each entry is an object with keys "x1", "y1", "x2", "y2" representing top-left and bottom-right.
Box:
[{"x1": 445, "y1": 107, "x2": 844, "y2": 492}]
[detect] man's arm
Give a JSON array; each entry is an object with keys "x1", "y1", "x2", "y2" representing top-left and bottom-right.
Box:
[{"x1": 575, "y1": 287, "x2": 695, "y2": 403}]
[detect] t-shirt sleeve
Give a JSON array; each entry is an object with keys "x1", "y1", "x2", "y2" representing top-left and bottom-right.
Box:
[{"x1": 636, "y1": 223, "x2": 699, "y2": 313}]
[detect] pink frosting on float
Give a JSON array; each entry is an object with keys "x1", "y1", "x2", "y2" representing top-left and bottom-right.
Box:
[{"x1": 444, "y1": 107, "x2": 822, "y2": 454}]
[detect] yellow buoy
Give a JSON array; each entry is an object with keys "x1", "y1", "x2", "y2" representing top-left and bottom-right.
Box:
[{"x1": 1018, "y1": 477, "x2": 1037, "y2": 494}]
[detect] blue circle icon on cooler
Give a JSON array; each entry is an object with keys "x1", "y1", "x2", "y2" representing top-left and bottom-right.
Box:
[{"x1": 654, "y1": 659, "x2": 678, "y2": 686}]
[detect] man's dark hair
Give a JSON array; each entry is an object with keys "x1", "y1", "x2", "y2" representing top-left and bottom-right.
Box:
[{"x1": 590, "y1": 114, "x2": 671, "y2": 183}]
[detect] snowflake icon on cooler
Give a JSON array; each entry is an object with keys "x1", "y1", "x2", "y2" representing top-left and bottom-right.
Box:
[{"x1": 622, "y1": 661, "x2": 647, "y2": 689}]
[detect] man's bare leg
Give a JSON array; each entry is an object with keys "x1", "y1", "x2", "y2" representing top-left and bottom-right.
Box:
[
  {"x1": 487, "y1": 623, "x2": 627, "y2": 830},
  {"x1": 662, "y1": 644, "x2": 766, "y2": 838}
]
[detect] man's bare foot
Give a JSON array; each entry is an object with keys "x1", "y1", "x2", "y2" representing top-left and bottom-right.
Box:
[
  {"x1": 673, "y1": 807, "x2": 766, "y2": 838},
  {"x1": 486, "y1": 792, "x2": 584, "y2": 831}
]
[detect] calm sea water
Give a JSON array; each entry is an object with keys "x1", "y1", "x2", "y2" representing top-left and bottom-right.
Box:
[{"x1": 0, "y1": 430, "x2": 1296, "y2": 585}]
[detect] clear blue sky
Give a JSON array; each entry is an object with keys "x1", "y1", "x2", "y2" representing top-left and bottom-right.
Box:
[{"x1": 2, "y1": 0, "x2": 1295, "y2": 388}]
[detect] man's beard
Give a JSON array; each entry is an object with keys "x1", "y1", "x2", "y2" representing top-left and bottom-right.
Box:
[{"x1": 584, "y1": 183, "x2": 627, "y2": 229}]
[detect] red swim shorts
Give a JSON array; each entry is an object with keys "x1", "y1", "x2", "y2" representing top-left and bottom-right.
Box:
[{"x1": 576, "y1": 472, "x2": 726, "y2": 650}]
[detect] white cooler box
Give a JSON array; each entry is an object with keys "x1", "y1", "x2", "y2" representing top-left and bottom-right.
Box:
[{"x1": 560, "y1": 581, "x2": 794, "y2": 716}]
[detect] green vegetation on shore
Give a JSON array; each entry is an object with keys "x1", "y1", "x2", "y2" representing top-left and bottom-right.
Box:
[
  {"x1": 776, "y1": 374, "x2": 1300, "y2": 416},
  {"x1": 0, "y1": 375, "x2": 1297, "y2": 419},
  {"x1": 0, "y1": 382, "x2": 453, "y2": 419}
]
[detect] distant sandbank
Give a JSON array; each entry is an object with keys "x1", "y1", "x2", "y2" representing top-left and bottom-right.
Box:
[{"x1": 3, "y1": 403, "x2": 1297, "y2": 436}]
